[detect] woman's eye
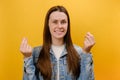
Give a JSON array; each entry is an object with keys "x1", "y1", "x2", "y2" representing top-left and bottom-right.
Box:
[
  {"x1": 61, "y1": 20, "x2": 66, "y2": 24},
  {"x1": 53, "y1": 20, "x2": 57, "y2": 24}
]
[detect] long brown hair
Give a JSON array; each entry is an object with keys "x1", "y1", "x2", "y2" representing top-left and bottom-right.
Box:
[{"x1": 37, "y1": 5, "x2": 80, "y2": 80}]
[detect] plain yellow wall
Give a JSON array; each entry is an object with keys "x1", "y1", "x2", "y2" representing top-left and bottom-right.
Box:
[{"x1": 0, "y1": 0, "x2": 120, "y2": 80}]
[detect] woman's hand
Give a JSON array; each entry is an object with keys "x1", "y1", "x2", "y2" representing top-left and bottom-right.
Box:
[
  {"x1": 20, "y1": 38, "x2": 33, "y2": 58},
  {"x1": 82, "y1": 32, "x2": 95, "y2": 53}
]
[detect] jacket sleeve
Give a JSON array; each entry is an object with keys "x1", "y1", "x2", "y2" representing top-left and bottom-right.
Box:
[
  {"x1": 79, "y1": 52, "x2": 94, "y2": 80},
  {"x1": 74, "y1": 45, "x2": 94, "y2": 80},
  {"x1": 23, "y1": 56, "x2": 37, "y2": 80},
  {"x1": 23, "y1": 46, "x2": 42, "y2": 80}
]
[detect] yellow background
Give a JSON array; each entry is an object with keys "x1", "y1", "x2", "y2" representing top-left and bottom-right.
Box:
[{"x1": 0, "y1": 0, "x2": 120, "y2": 80}]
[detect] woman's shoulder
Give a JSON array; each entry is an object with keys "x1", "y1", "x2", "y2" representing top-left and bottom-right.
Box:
[
  {"x1": 33, "y1": 46, "x2": 42, "y2": 53},
  {"x1": 73, "y1": 44, "x2": 83, "y2": 53},
  {"x1": 32, "y1": 45, "x2": 42, "y2": 62}
]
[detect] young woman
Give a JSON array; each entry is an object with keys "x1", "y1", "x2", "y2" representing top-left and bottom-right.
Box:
[{"x1": 20, "y1": 5, "x2": 95, "y2": 80}]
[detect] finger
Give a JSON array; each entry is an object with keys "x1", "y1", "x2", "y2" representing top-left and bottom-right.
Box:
[
  {"x1": 86, "y1": 32, "x2": 95, "y2": 43},
  {"x1": 86, "y1": 32, "x2": 95, "y2": 42},
  {"x1": 85, "y1": 35, "x2": 93, "y2": 44},
  {"x1": 84, "y1": 37, "x2": 90, "y2": 46},
  {"x1": 86, "y1": 32, "x2": 94, "y2": 38},
  {"x1": 20, "y1": 38, "x2": 26, "y2": 51},
  {"x1": 28, "y1": 45, "x2": 32, "y2": 53},
  {"x1": 20, "y1": 38, "x2": 28, "y2": 53},
  {"x1": 21, "y1": 38, "x2": 27, "y2": 46},
  {"x1": 86, "y1": 32, "x2": 93, "y2": 36},
  {"x1": 23, "y1": 38, "x2": 28, "y2": 50}
]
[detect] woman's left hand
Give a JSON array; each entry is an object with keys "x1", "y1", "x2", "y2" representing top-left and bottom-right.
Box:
[{"x1": 82, "y1": 32, "x2": 95, "y2": 53}]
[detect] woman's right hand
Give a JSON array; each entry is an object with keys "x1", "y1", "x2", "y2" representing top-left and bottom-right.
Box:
[{"x1": 20, "y1": 38, "x2": 33, "y2": 58}]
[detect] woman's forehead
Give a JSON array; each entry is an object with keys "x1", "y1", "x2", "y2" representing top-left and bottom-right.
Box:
[{"x1": 49, "y1": 11, "x2": 68, "y2": 20}]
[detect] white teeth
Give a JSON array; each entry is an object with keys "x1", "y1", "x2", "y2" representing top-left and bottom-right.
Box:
[
  {"x1": 55, "y1": 31, "x2": 62, "y2": 32},
  {"x1": 55, "y1": 29, "x2": 64, "y2": 32},
  {"x1": 54, "y1": 30, "x2": 64, "y2": 34}
]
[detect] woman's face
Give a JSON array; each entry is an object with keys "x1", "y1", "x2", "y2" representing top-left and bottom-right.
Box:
[{"x1": 48, "y1": 11, "x2": 68, "y2": 40}]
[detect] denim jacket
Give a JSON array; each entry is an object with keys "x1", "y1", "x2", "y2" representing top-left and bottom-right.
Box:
[{"x1": 23, "y1": 45, "x2": 94, "y2": 80}]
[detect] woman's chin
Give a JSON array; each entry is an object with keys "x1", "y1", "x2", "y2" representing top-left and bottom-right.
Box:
[{"x1": 53, "y1": 36, "x2": 64, "y2": 40}]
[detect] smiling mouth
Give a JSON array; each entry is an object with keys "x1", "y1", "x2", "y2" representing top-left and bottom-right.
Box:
[{"x1": 54, "y1": 30, "x2": 64, "y2": 34}]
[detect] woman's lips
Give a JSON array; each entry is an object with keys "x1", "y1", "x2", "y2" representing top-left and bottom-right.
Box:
[{"x1": 54, "y1": 30, "x2": 64, "y2": 34}]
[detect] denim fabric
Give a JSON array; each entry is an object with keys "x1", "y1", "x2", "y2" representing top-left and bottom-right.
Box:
[{"x1": 23, "y1": 45, "x2": 94, "y2": 80}]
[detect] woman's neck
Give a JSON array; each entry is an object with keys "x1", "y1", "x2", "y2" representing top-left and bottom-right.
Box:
[{"x1": 52, "y1": 38, "x2": 64, "y2": 46}]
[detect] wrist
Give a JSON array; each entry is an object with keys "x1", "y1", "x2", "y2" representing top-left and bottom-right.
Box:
[{"x1": 82, "y1": 48, "x2": 90, "y2": 53}]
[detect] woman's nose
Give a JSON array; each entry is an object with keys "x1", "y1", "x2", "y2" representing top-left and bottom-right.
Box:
[{"x1": 57, "y1": 22, "x2": 62, "y2": 28}]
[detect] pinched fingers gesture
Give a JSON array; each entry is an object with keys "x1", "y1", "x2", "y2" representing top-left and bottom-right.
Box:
[
  {"x1": 20, "y1": 38, "x2": 32, "y2": 58},
  {"x1": 82, "y1": 32, "x2": 95, "y2": 53}
]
